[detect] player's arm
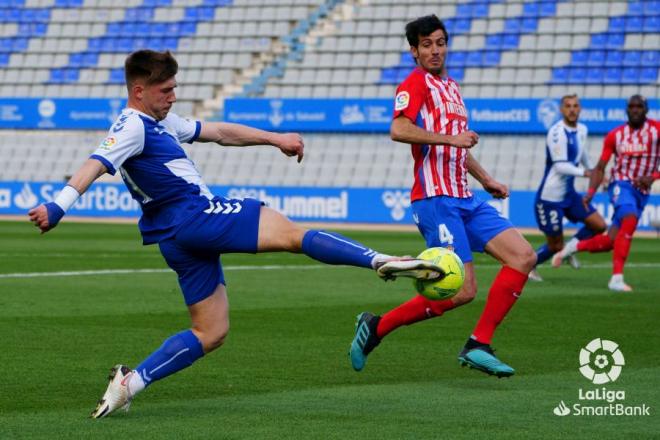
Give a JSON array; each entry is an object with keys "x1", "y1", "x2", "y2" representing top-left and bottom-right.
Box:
[
  {"x1": 466, "y1": 152, "x2": 509, "y2": 199},
  {"x1": 28, "y1": 158, "x2": 107, "y2": 233},
  {"x1": 554, "y1": 162, "x2": 589, "y2": 177},
  {"x1": 584, "y1": 132, "x2": 615, "y2": 205},
  {"x1": 197, "y1": 121, "x2": 304, "y2": 163},
  {"x1": 390, "y1": 116, "x2": 478, "y2": 148}
]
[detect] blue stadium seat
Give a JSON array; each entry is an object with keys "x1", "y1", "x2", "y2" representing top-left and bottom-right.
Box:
[
  {"x1": 0, "y1": 38, "x2": 12, "y2": 53},
  {"x1": 83, "y1": 52, "x2": 98, "y2": 67},
  {"x1": 551, "y1": 67, "x2": 568, "y2": 83},
  {"x1": 184, "y1": 7, "x2": 201, "y2": 21},
  {"x1": 483, "y1": 51, "x2": 501, "y2": 66},
  {"x1": 640, "y1": 68, "x2": 658, "y2": 83},
  {"x1": 501, "y1": 34, "x2": 519, "y2": 50},
  {"x1": 472, "y1": 2, "x2": 489, "y2": 18},
  {"x1": 568, "y1": 67, "x2": 587, "y2": 83},
  {"x1": 448, "y1": 51, "x2": 467, "y2": 67},
  {"x1": 180, "y1": 22, "x2": 196, "y2": 36},
  {"x1": 625, "y1": 16, "x2": 643, "y2": 32},
  {"x1": 400, "y1": 52, "x2": 415, "y2": 67},
  {"x1": 380, "y1": 68, "x2": 397, "y2": 84},
  {"x1": 621, "y1": 68, "x2": 640, "y2": 84},
  {"x1": 466, "y1": 51, "x2": 483, "y2": 67},
  {"x1": 644, "y1": 1, "x2": 660, "y2": 15},
  {"x1": 608, "y1": 17, "x2": 625, "y2": 33},
  {"x1": 69, "y1": 53, "x2": 84, "y2": 67},
  {"x1": 163, "y1": 38, "x2": 178, "y2": 50},
  {"x1": 522, "y1": 3, "x2": 539, "y2": 17},
  {"x1": 49, "y1": 69, "x2": 64, "y2": 83},
  {"x1": 539, "y1": 2, "x2": 556, "y2": 17},
  {"x1": 12, "y1": 37, "x2": 28, "y2": 51},
  {"x1": 151, "y1": 23, "x2": 167, "y2": 36},
  {"x1": 109, "y1": 68, "x2": 125, "y2": 84},
  {"x1": 590, "y1": 33, "x2": 607, "y2": 49},
  {"x1": 521, "y1": 18, "x2": 538, "y2": 33},
  {"x1": 641, "y1": 51, "x2": 659, "y2": 66},
  {"x1": 605, "y1": 51, "x2": 623, "y2": 67},
  {"x1": 606, "y1": 33, "x2": 625, "y2": 49},
  {"x1": 448, "y1": 68, "x2": 464, "y2": 81},
  {"x1": 587, "y1": 50, "x2": 605, "y2": 66},
  {"x1": 0, "y1": 53, "x2": 9, "y2": 66},
  {"x1": 87, "y1": 38, "x2": 102, "y2": 52},
  {"x1": 64, "y1": 68, "x2": 79, "y2": 83},
  {"x1": 395, "y1": 67, "x2": 410, "y2": 83},
  {"x1": 623, "y1": 51, "x2": 641, "y2": 66},
  {"x1": 503, "y1": 18, "x2": 521, "y2": 34},
  {"x1": 585, "y1": 67, "x2": 604, "y2": 84},
  {"x1": 603, "y1": 67, "x2": 622, "y2": 84},
  {"x1": 486, "y1": 34, "x2": 502, "y2": 48},
  {"x1": 643, "y1": 16, "x2": 660, "y2": 33},
  {"x1": 571, "y1": 50, "x2": 588, "y2": 66},
  {"x1": 627, "y1": 1, "x2": 644, "y2": 15},
  {"x1": 453, "y1": 18, "x2": 471, "y2": 35}
]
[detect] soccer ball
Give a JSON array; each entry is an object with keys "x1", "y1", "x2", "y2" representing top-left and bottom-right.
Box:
[{"x1": 413, "y1": 247, "x2": 465, "y2": 300}]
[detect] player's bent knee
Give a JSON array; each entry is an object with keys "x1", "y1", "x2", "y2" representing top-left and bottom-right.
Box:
[
  {"x1": 195, "y1": 322, "x2": 230, "y2": 353},
  {"x1": 452, "y1": 281, "x2": 477, "y2": 306}
]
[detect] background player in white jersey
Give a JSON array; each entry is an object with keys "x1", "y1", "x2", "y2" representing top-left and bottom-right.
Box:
[
  {"x1": 27, "y1": 50, "x2": 443, "y2": 418},
  {"x1": 349, "y1": 15, "x2": 537, "y2": 378},
  {"x1": 529, "y1": 95, "x2": 606, "y2": 281}
]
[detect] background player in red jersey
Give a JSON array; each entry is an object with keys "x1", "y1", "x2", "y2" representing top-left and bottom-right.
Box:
[
  {"x1": 349, "y1": 15, "x2": 537, "y2": 378},
  {"x1": 553, "y1": 95, "x2": 659, "y2": 292}
]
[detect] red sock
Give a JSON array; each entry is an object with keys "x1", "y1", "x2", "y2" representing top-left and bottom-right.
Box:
[
  {"x1": 472, "y1": 266, "x2": 527, "y2": 345},
  {"x1": 577, "y1": 234, "x2": 613, "y2": 253},
  {"x1": 613, "y1": 217, "x2": 637, "y2": 275},
  {"x1": 376, "y1": 294, "x2": 456, "y2": 339}
]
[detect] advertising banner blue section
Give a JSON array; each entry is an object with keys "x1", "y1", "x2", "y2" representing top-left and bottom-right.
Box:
[
  {"x1": 224, "y1": 98, "x2": 660, "y2": 134},
  {"x1": 0, "y1": 99, "x2": 126, "y2": 129},
  {"x1": 2, "y1": 181, "x2": 659, "y2": 232}
]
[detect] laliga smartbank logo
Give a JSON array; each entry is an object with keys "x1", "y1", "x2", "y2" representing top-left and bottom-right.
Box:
[{"x1": 552, "y1": 339, "x2": 651, "y2": 417}]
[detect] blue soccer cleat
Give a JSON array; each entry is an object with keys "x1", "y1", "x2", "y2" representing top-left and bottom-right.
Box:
[
  {"x1": 349, "y1": 312, "x2": 381, "y2": 372},
  {"x1": 458, "y1": 344, "x2": 515, "y2": 378}
]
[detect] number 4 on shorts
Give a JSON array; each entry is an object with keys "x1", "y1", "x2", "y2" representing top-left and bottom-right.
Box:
[{"x1": 439, "y1": 224, "x2": 454, "y2": 245}]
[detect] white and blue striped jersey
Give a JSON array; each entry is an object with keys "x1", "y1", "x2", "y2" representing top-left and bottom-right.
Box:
[
  {"x1": 91, "y1": 108, "x2": 208, "y2": 244},
  {"x1": 537, "y1": 120, "x2": 591, "y2": 202}
]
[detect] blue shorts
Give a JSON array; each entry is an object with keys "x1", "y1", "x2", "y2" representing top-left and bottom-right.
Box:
[
  {"x1": 534, "y1": 191, "x2": 596, "y2": 236},
  {"x1": 609, "y1": 180, "x2": 649, "y2": 227},
  {"x1": 411, "y1": 195, "x2": 513, "y2": 263},
  {"x1": 158, "y1": 196, "x2": 263, "y2": 306}
]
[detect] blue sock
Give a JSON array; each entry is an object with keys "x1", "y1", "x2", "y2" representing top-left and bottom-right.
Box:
[
  {"x1": 573, "y1": 226, "x2": 594, "y2": 241},
  {"x1": 535, "y1": 244, "x2": 554, "y2": 266},
  {"x1": 302, "y1": 230, "x2": 379, "y2": 269},
  {"x1": 136, "y1": 329, "x2": 204, "y2": 387}
]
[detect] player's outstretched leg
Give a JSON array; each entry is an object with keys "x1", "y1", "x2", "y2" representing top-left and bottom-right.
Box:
[{"x1": 349, "y1": 312, "x2": 381, "y2": 371}]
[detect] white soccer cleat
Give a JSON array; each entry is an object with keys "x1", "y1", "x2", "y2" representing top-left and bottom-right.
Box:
[
  {"x1": 375, "y1": 257, "x2": 445, "y2": 281},
  {"x1": 552, "y1": 240, "x2": 578, "y2": 268},
  {"x1": 528, "y1": 268, "x2": 543, "y2": 282},
  {"x1": 90, "y1": 364, "x2": 134, "y2": 419},
  {"x1": 566, "y1": 254, "x2": 581, "y2": 269},
  {"x1": 608, "y1": 275, "x2": 633, "y2": 292}
]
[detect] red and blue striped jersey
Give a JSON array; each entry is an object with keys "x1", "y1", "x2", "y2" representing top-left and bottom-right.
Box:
[{"x1": 393, "y1": 67, "x2": 470, "y2": 201}]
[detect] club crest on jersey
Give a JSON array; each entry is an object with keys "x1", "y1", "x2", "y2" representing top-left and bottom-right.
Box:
[
  {"x1": 99, "y1": 136, "x2": 117, "y2": 151},
  {"x1": 395, "y1": 91, "x2": 410, "y2": 111}
]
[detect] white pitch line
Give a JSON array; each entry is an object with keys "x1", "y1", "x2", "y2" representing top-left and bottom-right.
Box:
[
  {"x1": 1, "y1": 263, "x2": 659, "y2": 280},
  {"x1": 0, "y1": 265, "x2": 329, "y2": 279}
]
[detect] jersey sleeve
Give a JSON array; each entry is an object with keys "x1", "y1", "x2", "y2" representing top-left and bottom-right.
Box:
[
  {"x1": 599, "y1": 129, "x2": 616, "y2": 163},
  {"x1": 90, "y1": 115, "x2": 145, "y2": 175},
  {"x1": 165, "y1": 112, "x2": 201, "y2": 144},
  {"x1": 392, "y1": 73, "x2": 426, "y2": 123},
  {"x1": 546, "y1": 125, "x2": 568, "y2": 162}
]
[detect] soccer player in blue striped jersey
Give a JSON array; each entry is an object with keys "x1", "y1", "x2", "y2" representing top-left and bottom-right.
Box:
[
  {"x1": 529, "y1": 95, "x2": 606, "y2": 281},
  {"x1": 27, "y1": 50, "x2": 443, "y2": 418}
]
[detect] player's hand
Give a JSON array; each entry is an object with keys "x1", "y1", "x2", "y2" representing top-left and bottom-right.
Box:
[
  {"x1": 452, "y1": 131, "x2": 479, "y2": 148},
  {"x1": 584, "y1": 169, "x2": 592, "y2": 178},
  {"x1": 274, "y1": 133, "x2": 304, "y2": 163},
  {"x1": 633, "y1": 175, "x2": 653, "y2": 191},
  {"x1": 483, "y1": 179, "x2": 509, "y2": 199},
  {"x1": 28, "y1": 202, "x2": 64, "y2": 234},
  {"x1": 582, "y1": 194, "x2": 593, "y2": 211}
]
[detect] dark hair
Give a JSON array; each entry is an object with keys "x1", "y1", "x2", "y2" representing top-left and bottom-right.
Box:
[
  {"x1": 560, "y1": 94, "x2": 579, "y2": 105},
  {"x1": 124, "y1": 50, "x2": 178, "y2": 87},
  {"x1": 627, "y1": 94, "x2": 648, "y2": 112},
  {"x1": 405, "y1": 14, "x2": 449, "y2": 47}
]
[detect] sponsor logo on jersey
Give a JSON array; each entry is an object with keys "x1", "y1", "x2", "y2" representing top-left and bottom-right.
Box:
[
  {"x1": 394, "y1": 91, "x2": 410, "y2": 111},
  {"x1": 619, "y1": 142, "x2": 646, "y2": 156},
  {"x1": 100, "y1": 136, "x2": 117, "y2": 150}
]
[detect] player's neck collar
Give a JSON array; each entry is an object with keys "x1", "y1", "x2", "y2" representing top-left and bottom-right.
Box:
[{"x1": 126, "y1": 106, "x2": 157, "y2": 122}]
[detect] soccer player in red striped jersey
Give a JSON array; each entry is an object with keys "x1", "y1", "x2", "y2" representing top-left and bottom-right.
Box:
[
  {"x1": 553, "y1": 95, "x2": 659, "y2": 292},
  {"x1": 349, "y1": 15, "x2": 537, "y2": 378}
]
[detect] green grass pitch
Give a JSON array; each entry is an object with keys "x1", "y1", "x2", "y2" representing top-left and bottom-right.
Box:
[{"x1": 1, "y1": 220, "x2": 658, "y2": 439}]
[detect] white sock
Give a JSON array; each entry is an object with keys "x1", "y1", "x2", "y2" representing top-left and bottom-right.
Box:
[
  {"x1": 370, "y1": 253, "x2": 393, "y2": 269},
  {"x1": 563, "y1": 238, "x2": 578, "y2": 255},
  {"x1": 610, "y1": 274, "x2": 623, "y2": 284},
  {"x1": 127, "y1": 371, "x2": 146, "y2": 397}
]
